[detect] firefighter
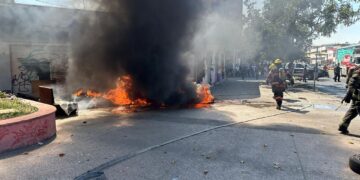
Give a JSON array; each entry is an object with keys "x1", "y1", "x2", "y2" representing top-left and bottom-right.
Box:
[
  {"x1": 267, "y1": 59, "x2": 281, "y2": 85},
  {"x1": 346, "y1": 65, "x2": 360, "y2": 86},
  {"x1": 267, "y1": 59, "x2": 287, "y2": 110},
  {"x1": 269, "y1": 59, "x2": 281, "y2": 71},
  {"x1": 339, "y1": 67, "x2": 360, "y2": 134}
]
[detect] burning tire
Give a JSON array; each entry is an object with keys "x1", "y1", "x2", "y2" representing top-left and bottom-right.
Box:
[{"x1": 349, "y1": 154, "x2": 360, "y2": 174}]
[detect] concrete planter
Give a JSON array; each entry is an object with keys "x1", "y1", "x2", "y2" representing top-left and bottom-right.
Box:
[{"x1": 0, "y1": 100, "x2": 56, "y2": 153}]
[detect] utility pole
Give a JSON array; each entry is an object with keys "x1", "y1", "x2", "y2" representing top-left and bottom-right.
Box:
[
  {"x1": 314, "y1": 46, "x2": 319, "y2": 92},
  {"x1": 223, "y1": 53, "x2": 226, "y2": 80},
  {"x1": 239, "y1": 0, "x2": 243, "y2": 24},
  {"x1": 238, "y1": 0, "x2": 243, "y2": 78}
]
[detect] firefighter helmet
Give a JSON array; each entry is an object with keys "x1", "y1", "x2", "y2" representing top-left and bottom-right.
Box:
[{"x1": 274, "y1": 59, "x2": 282, "y2": 64}]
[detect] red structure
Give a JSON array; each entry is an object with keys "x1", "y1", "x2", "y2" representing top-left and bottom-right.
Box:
[{"x1": 0, "y1": 100, "x2": 56, "y2": 153}]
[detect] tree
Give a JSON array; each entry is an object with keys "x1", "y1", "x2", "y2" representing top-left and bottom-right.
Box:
[{"x1": 242, "y1": 0, "x2": 360, "y2": 62}]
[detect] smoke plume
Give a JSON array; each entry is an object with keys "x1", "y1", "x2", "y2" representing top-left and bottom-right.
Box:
[{"x1": 67, "y1": 0, "x2": 203, "y2": 106}]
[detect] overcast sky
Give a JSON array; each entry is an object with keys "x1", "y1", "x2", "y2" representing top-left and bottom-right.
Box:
[{"x1": 15, "y1": 0, "x2": 360, "y2": 46}]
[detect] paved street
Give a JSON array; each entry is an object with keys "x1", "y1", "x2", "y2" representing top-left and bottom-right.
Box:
[
  {"x1": 299, "y1": 74, "x2": 347, "y2": 98},
  {"x1": 1, "y1": 78, "x2": 360, "y2": 180}
]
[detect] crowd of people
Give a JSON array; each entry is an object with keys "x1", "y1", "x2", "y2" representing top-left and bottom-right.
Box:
[{"x1": 226, "y1": 62, "x2": 270, "y2": 80}]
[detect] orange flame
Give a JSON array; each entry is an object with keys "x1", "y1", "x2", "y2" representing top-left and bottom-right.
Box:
[
  {"x1": 76, "y1": 76, "x2": 149, "y2": 108},
  {"x1": 74, "y1": 76, "x2": 214, "y2": 112},
  {"x1": 103, "y1": 76, "x2": 134, "y2": 105},
  {"x1": 87, "y1": 90, "x2": 102, "y2": 98},
  {"x1": 73, "y1": 89, "x2": 84, "y2": 96},
  {"x1": 194, "y1": 84, "x2": 214, "y2": 108}
]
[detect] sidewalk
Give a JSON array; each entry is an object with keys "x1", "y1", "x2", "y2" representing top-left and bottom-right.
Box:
[{"x1": 0, "y1": 78, "x2": 359, "y2": 179}]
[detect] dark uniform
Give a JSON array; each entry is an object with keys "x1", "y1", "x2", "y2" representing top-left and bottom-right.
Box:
[
  {"x1": 334, "y1": 64, "x2": 341, "y2": 82},
  {"x1": 346, "y1": 66, "x2": 360, "y2": 86},
  {"x1": 267, "y1": 67, "x2": 287, "y2": 110},
  {"x1": 339, "y1": 68, "x2": 360, "y2": 134},
  {"x1": 303, "y1": 65, "x2": 307, "y2": 82}
]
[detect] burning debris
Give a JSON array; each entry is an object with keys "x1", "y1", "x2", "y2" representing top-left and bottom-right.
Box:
[
  {"x1": 66, "y1": 0, "x2": 209, "y2": 110},
  {"x1": 195, "y1": 84, "x2": 215, "y2": 108},
  {"x1": 73, "y1": 75, "x2": 214, "y2": 113},
  {"x1": 73, "y1": 76, "x2": 150, "y2": 108}
]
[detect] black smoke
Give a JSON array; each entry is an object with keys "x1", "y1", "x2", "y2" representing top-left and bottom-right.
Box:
[{"x1": 67, "y1": 0, "x2": 203, "y2": 106}]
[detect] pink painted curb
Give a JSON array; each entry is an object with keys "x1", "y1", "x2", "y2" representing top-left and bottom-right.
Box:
[{"x1": 0, "y1": 100, "x2": 57, "y2": 153}]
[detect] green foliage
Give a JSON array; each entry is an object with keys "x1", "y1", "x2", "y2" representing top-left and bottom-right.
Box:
[
  {"x1": 0, "y1": 91, "x2": 6, "y2": 98},
  {"x1": 0, "y1": 99, "x2": 38, "y2": 120},
  {"x1": 242, "y1": 0, "x2": 360, "y2": 62}
]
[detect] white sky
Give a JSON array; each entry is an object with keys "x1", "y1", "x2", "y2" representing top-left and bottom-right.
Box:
[
  {"x1": 313, "y1": 22, "x2": 360, "y2": 45},
  {"x1": 15, "y1": 0, "x2": 88, "y2": 9},
  {"x1": 15, "y1": 0, "x2": 360, "y2": 46}
]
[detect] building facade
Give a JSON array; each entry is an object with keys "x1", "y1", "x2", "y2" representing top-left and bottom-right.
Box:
[
  {"x1": 0, "y1": 1, "x2": 99, "y2": 95},
  {"x1": 306, "y1": 43, "x2": 349, "y2": 65}
]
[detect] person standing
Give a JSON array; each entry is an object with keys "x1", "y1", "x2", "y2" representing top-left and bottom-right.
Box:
[
  {"x1": 239, "y1": 64, "x2": 245, "y2": 80},
  {"x1": 288, "y1": 61, "x2": 294, "y2": 76},
  {"x1": 339, "y1": 68, "x2": 360, "y2": 134},
  {"x1": 247, "y1": 64, "x2": 251, "y2": 78},
  {"x1": 286, "y1": 69, "x2": 295, "y2": 87},
  {"x1": 323, "y1": 64, "x2": 329, "y2": 77},
  {"x1": 255, "y1": 64, "x2": 259, "y2": 80},
  {"x1": 259, "y1": 62, "x2": 264, "y2": 77},
  {"x1": 334, "y1": 63, "x2": 341, "y2": 82},
  {"x1": 264, "y1": 64, "x2": 269, "y2": 78},
  {"x1": 303, "y1": 64, "x2": 308, "y2": 82},
  {"x1": 267, "y1": 59, "x2": 286, "y2": 110}
]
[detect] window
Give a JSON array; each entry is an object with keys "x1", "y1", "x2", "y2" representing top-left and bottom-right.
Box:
[{"x1": 296, "y1": 64, "x2": 304, "y2": 68}]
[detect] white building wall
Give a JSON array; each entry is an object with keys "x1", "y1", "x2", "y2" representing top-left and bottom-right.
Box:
[
  {"x1": 10, "y1": 44, "x2": 68, "y2": 94},
  {"x1": 0, "y1": 43, "x2": 11, "y2": 91},
  {"x1": 0, "y1": 3, "x2": 102, "y2": 94}
]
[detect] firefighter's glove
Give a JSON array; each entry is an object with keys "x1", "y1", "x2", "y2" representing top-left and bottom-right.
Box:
[
  {"x1": 341, "y1": 98, "x2": 350, "y2": 104},
  {"x1": 342, "y1": 96, "x2": 351, "y2": 104}
]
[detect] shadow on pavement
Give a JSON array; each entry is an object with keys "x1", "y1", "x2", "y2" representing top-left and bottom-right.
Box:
[
  {"x1": 239, "y1": 123, "x2": 325, "y2": 134},
  {"x1": 212, "y1": 79, "x2": 261, "y2": 101},
  {"x1": 129, "y1": 108, "x2": 236, "y2": 126},
  {"x1": 287, "y1": 86, "x2": 310, "y2": 93},
  {"x1": 283, "y1": 99, "x2": 301, "y2": 103},
  {"x1": 0, "y1": 135, "x2": 56, "y2": 159},
  {"x1": 346, "y1": 133, "x2": 360, "y2": 138},
  {"x1": 292, "y1": 79, "x2": 346, "y2": 98}
]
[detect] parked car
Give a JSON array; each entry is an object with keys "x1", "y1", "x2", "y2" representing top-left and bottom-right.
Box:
[
  {"x1": 286, "y1": 63, "x2": 305, "y2": 80},
  {"x1": 286, "y1": 63, "x2": 329, "y2": 80}
]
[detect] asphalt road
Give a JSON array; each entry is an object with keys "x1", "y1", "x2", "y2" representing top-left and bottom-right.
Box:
[{"x1": 299, "y1": 76, "x2": 347, "y2": 98}]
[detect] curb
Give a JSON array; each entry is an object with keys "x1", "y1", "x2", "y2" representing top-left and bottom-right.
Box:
[{"x1": 0, "y1": 100, "x2": 57, "y2": 153}]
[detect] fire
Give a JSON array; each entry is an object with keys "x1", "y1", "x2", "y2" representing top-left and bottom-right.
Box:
[
  {"x1": 87, "y1": 90, "x2": 102, "y2": 98},
  {"x1": 73, "y1": 89, "x2": 84, "y2": 96},
  {"x1": 194, "y1": 84, "x2": 215, "y2": 108},
  {"x1": 103, "y1": 76, "x2": 133, "y2": 105},
  {"x1": 103, "y1": 76, "x2": 149, "y2": 106},
  {"x1": 75, "y1": 76, "x2": 150, "y2": 108},
  {"x1": 74, "y1": 76, "x2": 214, "y2": 112}
]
